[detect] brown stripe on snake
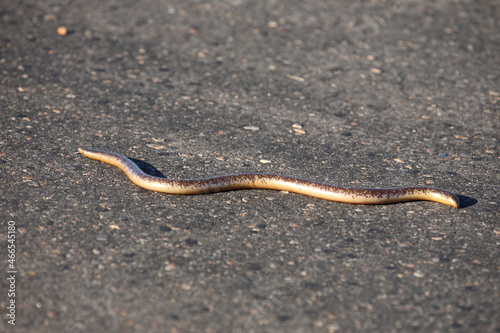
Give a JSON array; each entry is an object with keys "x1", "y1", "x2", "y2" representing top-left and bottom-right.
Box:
[{"x1": 77, "y1": 147, "x2": 460, "y2": 208}]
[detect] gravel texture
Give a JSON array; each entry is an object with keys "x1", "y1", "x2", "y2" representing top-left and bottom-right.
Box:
[{"x1": 0, "y1": 0, "x2": 499, "y2": 332}]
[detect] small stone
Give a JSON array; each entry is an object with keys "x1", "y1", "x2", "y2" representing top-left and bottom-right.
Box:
[
  {"x1": 164, "y1": 263, "x2": 176, "y2": 271},
  {"x1": 413, "y1": 270, "x2": 425, "y2": 278},
  {"x1": 267, "y1": 21, "x2": 278, "y2": 28},
  {"x1": 57, "y1": 26, "x2": 67, "y2": 36},
  {"x1": 243, "y1": 125, "x2": 259, "y2": 131},
  {"x1": 147, "y1": 143, "x2": 166, "y2": 150}
]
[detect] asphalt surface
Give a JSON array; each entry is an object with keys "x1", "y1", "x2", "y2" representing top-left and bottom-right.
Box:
[{"x1": 1, "y1": 0, "x2": 499, "y2": 332}]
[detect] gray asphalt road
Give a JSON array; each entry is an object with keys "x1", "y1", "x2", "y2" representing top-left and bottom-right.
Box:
[{"x1": 1, "y1": 0, "x2": 499, "y2": 332}]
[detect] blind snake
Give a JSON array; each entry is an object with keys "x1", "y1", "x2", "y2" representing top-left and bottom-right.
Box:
[{"x1": 78, "y1": 147, "x2": 459, "y2": 208}]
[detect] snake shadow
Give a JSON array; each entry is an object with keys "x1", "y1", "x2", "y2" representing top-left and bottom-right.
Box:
[
  {"x1": 130, "y1": 158, "x2": 169, "y2": 179},
  {"x1": 457, "y1": 195, "x2": 477, "y2": 208}
]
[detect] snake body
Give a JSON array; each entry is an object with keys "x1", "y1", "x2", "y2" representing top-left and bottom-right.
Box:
[{"x1": 78, "y1": 147, "x2": 459, "y2": 208}]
